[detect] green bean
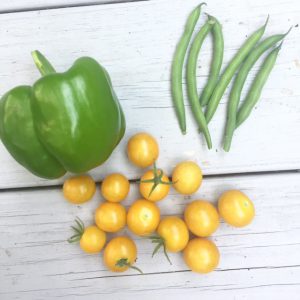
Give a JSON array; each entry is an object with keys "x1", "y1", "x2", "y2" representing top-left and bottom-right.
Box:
[
  {"x1": 223, "y1": 30, "x2": 290, "y2": 152},
  {"x1": 236, "y1": 44, "x2": 282, "y2": 128},
  {"x1": 205, "y1": 17, "x2": 269, "y2": 123},
  {"x1": 200, "y1": 16, "x2": 224, "y2": 107},
  {"x1": 171, "y1": 3, "x2": 205, "y2": 134},
  {"x1": 186, "y1": 17, "x2": 215, "y2": 149}
]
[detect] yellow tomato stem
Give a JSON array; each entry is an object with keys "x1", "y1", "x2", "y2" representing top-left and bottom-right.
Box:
[
  {"x1": 115, "y1": 258, "x2": 143, "y2": 274},
  {"x1": 163, "y1": 244, "x2": 172, "y2": 266},
  {"x1": 75, "y1": 217, "x2": 85, "y2": 231},
  {"x1": 129, "y1": 265, "x2": 143, "y2": 274},
  {"x1": 149, "y1": 235, "x2": 172, "y2": 265},
  {"x1": 152, "y1": 241, "x2": 163, "y2": 256},
  {"x1": 140, "y1": 162, "x2": 175, "y2": 197},
  {"x1": 71, "y1": 226, "x2": 81, "y2": 234},
  {"x1": 68, "y1": 217, "x2": 85, "y2": 244}
]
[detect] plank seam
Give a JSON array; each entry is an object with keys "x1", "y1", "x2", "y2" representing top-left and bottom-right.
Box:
[
  {"x1": 67, "y1": 264, "x2": 300, "y2": 281},
  {"x1": 0, "y1": 168, "x2": 298, "y2": 193}
]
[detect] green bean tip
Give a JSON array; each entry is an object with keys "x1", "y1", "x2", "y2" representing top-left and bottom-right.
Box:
[
  {"x1": 198, "y1": 2, "x2": 207, "y2": 8},
  {"x1": 263, "y1": 15, "x2": 270, "y2": 29},
  {"x1": 284, "y1": 26, "x2": 293, "y2": 37},
  {"x1": 195, "y1": 2, "x2": 206, "y2": 12},
  {"x1": 205, "y1": 13, "x2": 216, "y2": 24},
  {"x1": 223, "y1": 146, "x2": 230, "y2": 152}
]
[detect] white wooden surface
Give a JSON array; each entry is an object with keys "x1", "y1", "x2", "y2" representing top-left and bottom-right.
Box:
[
  {"x1": 0, "y1": 0, "x2": 133, "y2": 12},
  {"x1": 1, "y1": 173, "x2": 300, "y2": 299},
  {"x1": 0, "y1": 0, "x2": 299, "y2": 299},
  {"x1": 0, "y1": 0, "x2": 299, "y2": 188}
]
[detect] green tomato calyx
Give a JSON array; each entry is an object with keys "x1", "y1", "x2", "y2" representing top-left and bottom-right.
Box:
[
  {"x1": 115, "y1": 258, "x2": 143, "y2": 274},
  {"x1": 68, "y1": 217, "x2": 85, "y2": 243}
]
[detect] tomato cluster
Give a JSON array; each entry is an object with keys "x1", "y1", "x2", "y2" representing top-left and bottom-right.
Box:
[{"x1": 65, "y1": 132, "x2": 255, "y2": 274}]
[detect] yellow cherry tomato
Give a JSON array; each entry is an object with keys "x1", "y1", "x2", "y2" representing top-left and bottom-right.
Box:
[
  {"x1": 157, "y1": 216, "x2": 189, "y2": 252},
  {"x1": 184, "y1": 200, "x2": 219, "y2": 237},
  {"x1": 183, "y1": 238, "x2": 220, "y2": 273},
  {"x1": 80, "y1": 226, "x2": 106, "y2": 254},
  {"x1": 127, "y1": 132, "x2": 159, "y2": 168},
  {"x1": 172, "y1": 161, "x2": 202, "y2": 195},
  {"x1": 218, "y1": 190, "x2": 255, "y2": 227},
  {"x1": 139, "y1": 169, "x2": 170, "y2": 202},
  {"x1": 68, "y1": 218, "x2": 106, "y2": 254},
  {"x1": 101, "y1": 173, "x2": 130, "y2": 203},
  {"x1": 127, "y1": 199, "x2": 160, "y2": 236},
  {"x1": 103, "y1": 236, "x2": 141, "y2": 273},
  {"x1": 63, "y1": 175, "x2": 96, "y2": 204},
  {"x1": 95, "y1": 202, "x2": 126, "y2": 232}
]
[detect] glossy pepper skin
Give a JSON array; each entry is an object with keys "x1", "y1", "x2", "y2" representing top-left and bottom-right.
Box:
[
  {"x1": 0, "y1": 86, "x2": 66, "y2": 179},
  {"x1": 0, "y1": 51, "x2": 125, "y2": 178}
]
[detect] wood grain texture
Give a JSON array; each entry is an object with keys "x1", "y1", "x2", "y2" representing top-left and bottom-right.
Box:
[
  {"x1": 0, "y1": 0, "x2": 299, "y2": 188},
  {"x1": 0, "y1": 0, "x2": 141, "y2": 13},
  {"x1": 0, "y1": 1, "x2": 299, "y2": 299},
  {"x1": 0, "y1": 172, "x2": 300, "y2": 299}
]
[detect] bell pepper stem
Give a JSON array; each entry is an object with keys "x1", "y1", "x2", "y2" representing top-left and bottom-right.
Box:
[{"x1": 31, "y1": 50, "x2": 56, "y2": 76}]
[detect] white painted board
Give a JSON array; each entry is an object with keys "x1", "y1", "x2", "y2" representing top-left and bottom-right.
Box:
[
  {"x1": 0, "y1": 0, "x2": 299, "y2": 188},
  {"x1": 1, "y1": 173, "x2": 299, "y2": 299},
  {"x1": 0, "y1": 0, "x2": 128, "y2": 12}
]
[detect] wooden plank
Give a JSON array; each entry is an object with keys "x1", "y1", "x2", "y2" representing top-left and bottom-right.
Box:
[
  {"x1": 0, "y1": 0, "x2": 299, "y2": 188},
  {"x1": 1, "y1": 267, "x2": 299, "y2": 299},
  {"x1": 0, "y1": 0, "x2": 138, "y2": 13},
  {"x1": 0, "y1": 173, "x2": 299, "y2": 298}
]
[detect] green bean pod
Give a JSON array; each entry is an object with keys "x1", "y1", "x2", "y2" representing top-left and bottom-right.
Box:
[
  {"x1": 223, "y1": 32, "x2": 288, "y2": 152},
  {"x1": 200, "y1": 16, "x2": 224, "y2": 107},
  {"x1": 205, "y1": 17, "x2": 269, "y2": 123},
  {"x1": 236, "y1": 44, "x2": 282, "y2": 128},
  {"x1": 186, "y1": 17, "x2": 215, "y2": 149},
  {"x1": 171, "y1": 3, "x2": 205, "y2": 134}
]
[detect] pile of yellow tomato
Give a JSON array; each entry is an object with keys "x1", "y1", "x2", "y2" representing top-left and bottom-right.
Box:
[{"x1": 64, "y1": 133, "x2": 255, "y2": 274}]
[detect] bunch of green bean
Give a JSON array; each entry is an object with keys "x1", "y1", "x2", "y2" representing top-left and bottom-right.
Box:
[
  {"x1": 171, "y1": 3, "x2": 224, "y2": 149},
  {"x1": 223, "y1": 30, "x2": 289, "y2": 151},
  {"x1": 171, "y1": 4, "x2": 288, "y2": 151}
]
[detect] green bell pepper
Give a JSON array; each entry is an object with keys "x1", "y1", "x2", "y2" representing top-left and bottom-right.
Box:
[{"x1": 0, "y1": 51, "x2": 125, "y2": 179}]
